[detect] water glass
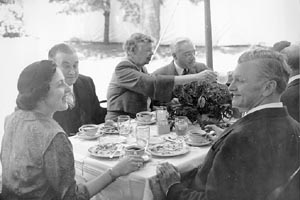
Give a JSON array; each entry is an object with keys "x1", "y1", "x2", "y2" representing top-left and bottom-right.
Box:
[
  {"x1": 175, "y1": 116, "x2": 188, "y2": 136},
  {"x1": 155, "y1": 106, "x2": 168, "y2": 121},
  {"x1": 135, "y1": 125, "x2": 150, "y2": 147},
  {"x1": 117, "y1": 115, "x2": 131, "y2": 136}
]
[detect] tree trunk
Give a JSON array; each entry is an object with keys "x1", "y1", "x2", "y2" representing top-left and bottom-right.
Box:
[
  {"x1": 103, "y1": 10, "x2": 110, "y2": 44},
  {"x1": 140, "y1": 0, "x2": 160, "y2": 41},
  {"x1": 103, "y1": 0, "x2": 110, "y2": 44}
]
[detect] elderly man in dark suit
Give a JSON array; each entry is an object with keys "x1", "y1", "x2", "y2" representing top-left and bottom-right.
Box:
[
  {"x1": 280, "y1": 44, "x2": 300, "y2": 122},
  {"x1": 48, "y1": 43, "x2": 106, "y2": 135},
  {"x1": 152, "y1": 37, "x2": 207, "y2": 76},
  {"x1": 151, "y1": 37, "x2": 207, "y2": 106},
  {"x1": 106, "y1": 33, "x2": 217, "y2": 120},
  {"x1": 156, "y1": 48, "x2": 300, "y2": 200}
]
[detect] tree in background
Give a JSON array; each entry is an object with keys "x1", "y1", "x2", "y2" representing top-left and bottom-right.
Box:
[
  {"x1": 118, "y1": 0, "x2": 203, "y2": 42},
  {"x1": 0, "y1": 0, "x2": 24, "y2": 37},
  {"x1": 50, "y1": 0, "x2": 111, "y2": 44},
  {"x1": 49, "y1": 0, "x2": 203, "y2": 43}
]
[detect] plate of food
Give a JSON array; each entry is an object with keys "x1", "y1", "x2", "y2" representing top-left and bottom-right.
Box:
[
  {"x1": 88, "y1": 143, "x2": 124, "y2": 158},
  {"x1": 98, "y1": 122, "x2": 119, "y2": 135},
  {"x1": 148, "y1": 141, "x2": 190, "y2": 157},
  {"x1": 76, "y1": 131, "x2": 103, "y2": 140}
]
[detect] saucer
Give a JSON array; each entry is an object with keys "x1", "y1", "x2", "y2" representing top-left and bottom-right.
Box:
[
  {"x1": 185, "y1": 138, "x2": 212, "y2": 147},
  {"x1": 76, "y1": 131, "x2": 103, "y2": 140},
  {"x1": 136, "y1": 119, "x2": 156, "y2": 125}
]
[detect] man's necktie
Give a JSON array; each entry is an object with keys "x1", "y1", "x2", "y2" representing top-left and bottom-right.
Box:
[{"x1": 182, "y1": 68, "x2": 189, "y2": 75}]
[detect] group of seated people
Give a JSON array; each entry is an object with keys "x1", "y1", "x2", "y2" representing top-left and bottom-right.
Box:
[{"x1": 0, "y1": 32, "x2": 299, "y2": 199}]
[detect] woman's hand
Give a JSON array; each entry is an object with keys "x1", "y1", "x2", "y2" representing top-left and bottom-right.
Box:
[{"x1": 111, "y1": 155, "x2": 144, "y2": 177}]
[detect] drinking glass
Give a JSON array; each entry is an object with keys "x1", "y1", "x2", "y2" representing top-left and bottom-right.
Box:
[
  {"x1": 155, "y1": 106, "x2": 168, "y2": 121},
  {"x1": 174, "y1": 116, "x2": 188, "y2": 136},
  {"x1": 135, "y1": 125, "x2": 150, "y2": 147},
  {"x1": 117, "y1": 115, "x2": 131, "y2": 136}
]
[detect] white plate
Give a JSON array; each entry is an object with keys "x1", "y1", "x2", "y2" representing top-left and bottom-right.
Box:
[
  {"x1": 88, "y1": 143, "x2": 123, "y2": 158},
  {"x1": 136, "y1": 119, "x2": 156, "y2": 125},
  {"x1": 148, "y1": 142, "x2": 190, "y2": 157},
  {"x1": 76, "y1": 131, "x2": 103, "y2": 140},
  {"x1": 98, "y1": 123, "x2": 119, "y2": 134},
  {"x1": 185, "y1": 139, "x2": 212, "y2": 147}
]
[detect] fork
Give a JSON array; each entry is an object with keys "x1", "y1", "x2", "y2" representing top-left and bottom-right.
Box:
[{"x1": 110, "y1": 144, "x2": 123, "y2": 159}]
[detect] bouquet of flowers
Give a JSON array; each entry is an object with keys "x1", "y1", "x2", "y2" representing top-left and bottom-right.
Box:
[{"x1": 167, "y1": 81, "x2": 233, "y2": 127}]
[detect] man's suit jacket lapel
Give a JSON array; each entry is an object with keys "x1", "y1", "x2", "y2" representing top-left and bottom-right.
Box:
[
  {"x1": 73, "y1": 78, "x2": 83, "y2": 107},
  {"x1": 169, "y1": 61, "x2": 179, "y2": 75}
]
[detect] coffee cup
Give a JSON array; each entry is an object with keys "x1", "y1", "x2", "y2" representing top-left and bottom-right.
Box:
[
  {"x1": 124, "y1": 145, "x2": 145, "y2": 156},
  {"x1": 136, "y1": 111, "x2": 153, "y2": 122},
  {"x1": 78, "y1": 124, "x2": 99, "y2": 136},
  {"x1": 188, "y1": 129, "x2": 207, "y2": 143}
]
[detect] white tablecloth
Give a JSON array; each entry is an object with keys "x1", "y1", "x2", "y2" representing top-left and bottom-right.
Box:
[{"x1": 70, "y1": 125, "x2": 210, "y2": 200}]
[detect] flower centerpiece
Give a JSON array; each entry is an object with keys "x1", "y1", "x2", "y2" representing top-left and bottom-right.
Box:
[{"x1": 167, "y1": 81, "x2": 233, "y2": 127}]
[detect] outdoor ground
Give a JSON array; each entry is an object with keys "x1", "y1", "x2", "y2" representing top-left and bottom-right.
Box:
[{"x1": 0, "y1": 37, "x2": 252, "y2": 142}]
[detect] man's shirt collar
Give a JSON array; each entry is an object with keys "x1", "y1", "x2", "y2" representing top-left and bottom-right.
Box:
[
  {"x1": 288, "y1": 74, "x2": 300, "y2": 84},
  {"x1": 244, "y1": 102, "x2": 283, "y2": 116}
]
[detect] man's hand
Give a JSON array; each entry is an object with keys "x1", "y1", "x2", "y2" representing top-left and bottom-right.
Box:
[
  {"x1": 196, "y1": 70, "x2": 217, "y2": 83},
  {"x1": 205, "y1": 124, "x2": 224, "y2": 137},
  {"x1": 156, "y1": 162, "x2": 181, "y2": 195}
]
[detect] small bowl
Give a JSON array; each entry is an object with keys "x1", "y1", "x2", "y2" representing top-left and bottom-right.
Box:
[
  {"x1": 124, "y1": 145, "x2": 145, "y2": 156},
  {"x1": 78, "y1": 124, "x2": 99, "y2": 136},
  {"x1": 136, "y1": 111, "x2": 154, "y2": 122}
]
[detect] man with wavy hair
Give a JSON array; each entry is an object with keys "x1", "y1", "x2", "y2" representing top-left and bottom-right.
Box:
[{"x1": 157, "y1": 48, "x2": 300, "y2": 200}]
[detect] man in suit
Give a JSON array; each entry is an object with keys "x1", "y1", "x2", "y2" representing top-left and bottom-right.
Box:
[
  {"x1": 151, "y1": 37, "x2": 207, "y2": 106},
  {"x1": 280, "y1": 44, "x2": 300, "y2": 122},
  {"x1": 48, "y1": 43, "x2": 106, "y2": 135},
  {"x1": 152, "y1": 37, "x2": 207, "y2": 76},
  {"x1": 156, "y1": 48, "x2": 300, "y2": 200},
  {"x1": 106, "y1": 33, "x2": 216, "y2": 120}
]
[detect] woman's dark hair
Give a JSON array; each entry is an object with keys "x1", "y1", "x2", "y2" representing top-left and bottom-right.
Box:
[{"x1": 16, "y1": 60, "x2": 57, "y2": 110}]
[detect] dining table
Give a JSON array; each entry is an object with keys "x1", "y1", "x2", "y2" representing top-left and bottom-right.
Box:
[{"x1": 70, "y1": 121, "x2": 211, "y2": 200}]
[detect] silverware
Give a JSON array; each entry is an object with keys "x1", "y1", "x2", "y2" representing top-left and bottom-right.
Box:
[{"x1": 110, "y1": 144, "x2": 123, "y2": 159}]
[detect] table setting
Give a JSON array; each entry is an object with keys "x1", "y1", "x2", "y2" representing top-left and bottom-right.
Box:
[{"x1": 69, "y1": 107, "x2": 220, "y2": 200}]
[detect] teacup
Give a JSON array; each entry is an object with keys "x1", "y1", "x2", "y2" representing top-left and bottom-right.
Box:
[
  {"x1": 136, "y1": 111, "x2": 154, "y2": 122},
  {"x1": 78, "y1": 124, "x2": 99, "y2": 136},
  {"x1": 124, "y1": 145, "x2": 145, "y2": 156},
  {"x1": 188, "y1": 129, "x2": 207, "y2": 143}
]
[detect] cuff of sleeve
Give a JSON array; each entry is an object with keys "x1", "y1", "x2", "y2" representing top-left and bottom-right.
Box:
[
  {"x1": 166, "y1": 181, "x2": 181, "y2": 196},
  {"x1": 154, "y1": 75, "x2": 175, "y2": 102},
  {"x1": 107, "y1": 168, "x2": 117, "y2": 182}
]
